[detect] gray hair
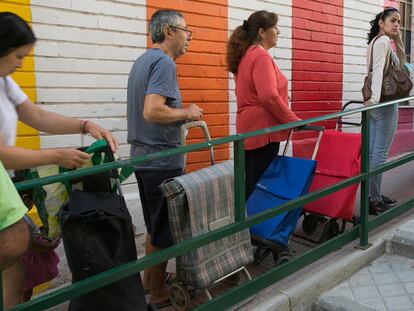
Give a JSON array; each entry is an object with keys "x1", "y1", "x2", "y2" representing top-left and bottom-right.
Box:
[{"x1": 149, "y1": 9, "x2": 183, "y2": 44}]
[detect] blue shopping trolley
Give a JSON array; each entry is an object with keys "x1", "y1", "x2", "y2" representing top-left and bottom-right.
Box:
[{"x1": 247, "y1": 126, "x2": 323, "y2": 265}]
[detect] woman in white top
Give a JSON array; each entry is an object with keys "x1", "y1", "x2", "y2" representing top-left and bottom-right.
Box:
[
  {"x1": 0, "y1": 12, "x2": 117, "y2": 308},
  {"x1": 0, "y1": 12, "x2": 117, "y2": 172},
  {"x1": 365, "y1": 7, "x2": 406, "y2": 215}
]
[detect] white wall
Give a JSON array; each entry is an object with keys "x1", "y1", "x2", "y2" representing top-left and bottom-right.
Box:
[
  {"x1": 343, "y1": 0, "x2": 383, "y2": 103},
  {"x1": 30, "y1": 0, "x2": 146, "y2": 159},
  {"x1": 342, "y1": 0, "x2": 383, "y2": 130},
  {"x1": 30, "y1": 0, "x2": 147, "y2": 231}
]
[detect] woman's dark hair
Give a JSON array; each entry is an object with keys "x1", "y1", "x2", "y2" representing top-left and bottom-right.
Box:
[
  {"x1": 367, "y1": 7, "x2": 399, "y2": 44},
  {"x1": 227, "y1": 10, "x2": 278, "y2": 74},
  {"x1": 0, "y1": 12, "x2": 36, "y2": 57}
]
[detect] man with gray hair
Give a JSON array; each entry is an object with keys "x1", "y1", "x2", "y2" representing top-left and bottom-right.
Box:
[{"x1": 127, "y1": 9, "x2": 202, "y2": 307}]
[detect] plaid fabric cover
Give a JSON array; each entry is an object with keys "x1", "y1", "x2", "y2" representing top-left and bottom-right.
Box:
[{"x1": 160, "y1": 160, "x2": 253, "y2": 288}]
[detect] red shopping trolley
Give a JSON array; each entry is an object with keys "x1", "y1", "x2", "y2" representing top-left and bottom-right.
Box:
[{"x1": 295, "y1": 101, "x2": 363, "y2": 243}]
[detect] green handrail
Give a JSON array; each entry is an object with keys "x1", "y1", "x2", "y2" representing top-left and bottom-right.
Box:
[
  {"x1": 4, "y1": 96, "x2": 414, "y2": 311},
  {"x1": 14, "y1": 97, "x2": 410, "y2": 192}
]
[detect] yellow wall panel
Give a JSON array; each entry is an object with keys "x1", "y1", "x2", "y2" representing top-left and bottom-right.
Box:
[
  {"x1": 2, "y1": 0, "x2": 30, "y2": 4},
  {"x1": 11, "y1": 72, "x2": 36, "y2": 87},
  {"x1": 1, "y1": 0, "x2": 39, "y2": 150},
  {"x1": 14, "y1": 56, "x2": 35, "y2": 72},
  {"x1": 1, "y1": 3, "x2": 31, "y2": 20},
  {"x1": 17, "y1": 121, "x2": 38, "y2": 136},
  {"x1": 15, "y1": 136, "x2": 40, "y2": 149}
]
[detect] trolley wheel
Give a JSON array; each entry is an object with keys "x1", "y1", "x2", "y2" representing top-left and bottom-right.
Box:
[
  {"x1": 279, "y1": 251, "x2": 290, "y2": 265},
  {"x1": 226, "y1": 272, "x2": 241, "y2": 285},
  {"x1": 352, "y1": 215, "x2": 360, "y2": 227},
  {"x1": 253, "y1": 244, "x2": 272, "y2": 266},
  {"x1": 322, "y1": 219, "x2": 340, "y2": 241},
  {"x1": 272, "y1": 250, "x2": 279, "y2": 265},
  {"x1": 170, "y1": 282, "x2": 191, "y2": 311},
  {"x1": 302, "y1": 214, "x2": 319, "y2": 235}
]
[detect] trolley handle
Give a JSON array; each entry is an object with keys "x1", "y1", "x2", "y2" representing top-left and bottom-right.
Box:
[
  {"x1": 336, "y1": 100, "x2": 364, "y2": 129},
  {"x1": 73, "y1": 140, "x2": 124, "y2": 196},
  {"x1": 283, "y1": 125, "x2": 324, "y2": 160},
  {"x1": 298, "y1": 125, "x2": 324, "y2": 132},
  {"x1": 180, "y1": 120, "x2": 214, "y2": 168},
  {"x1": 341, "y1": 100, "x2": 364, "y2": 111}
]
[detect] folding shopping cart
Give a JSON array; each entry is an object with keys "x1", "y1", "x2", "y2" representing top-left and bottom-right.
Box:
[
  {"x1": 160, "y1": 121, "x2": 253, "y2": 311},
  {"x1": 246, "y1": 126, "x2": 323, "y2": 265},
  {"x1": 298, "y1": 101, "x2": 363, "y2": 243}
]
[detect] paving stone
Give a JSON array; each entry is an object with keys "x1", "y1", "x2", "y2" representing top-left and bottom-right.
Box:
[
  {"x1": 351, "y1": 285, "x2": 380, "y2": 300},
  {"x1": 396, "y1": 270, "x2": 414, "y2": 282},
  {"x1": 377, "y1": 283, "x2": 406, "y2": 297},
  {"x1": 402, "y1": 282, "x2": 414, "y2": 294},
  {"x1": 383, "y1": 296, "x2": 414, "y2": 310},
  {"x1": 330, "y1": 287, "x2": 355, "y2": 301},
  {"x1": 353, "y1": 267, "x2": 370, "y2": 277},
  {"x1": 371, "y1": 272, "x2": 399, "y2": 285},
  {"x1": 358, "y1": 298, "x2": 387, "y2": 311},
  {"x1": 389, "y1": 260, "x2": 414, "y2": 272},
  {"x1": 314, "y1": 295, "x2": 378, "y2": 311},
  {"x1": 348, "y1": 274, "x2": 375, "y2": 287},
  {"x1": 367, "y1": 261, "x2": 392, "y2": 274}
]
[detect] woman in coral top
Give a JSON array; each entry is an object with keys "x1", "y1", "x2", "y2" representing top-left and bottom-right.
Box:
[{"x1": 227, "y1": 10, "x2": 300, "y2": 199}]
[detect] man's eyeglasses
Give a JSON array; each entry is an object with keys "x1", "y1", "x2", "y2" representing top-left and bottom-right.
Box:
[{"x1": 169, "y1": 25, "x2": 193, "y2": 39}]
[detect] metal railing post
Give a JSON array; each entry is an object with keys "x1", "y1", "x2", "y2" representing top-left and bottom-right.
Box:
[
  {"x1": 359, "y1": 109, "x2": 371, "y2": 248},
  {"x1": 234, "y1": 140, "x2": 246, "y2": 222}
]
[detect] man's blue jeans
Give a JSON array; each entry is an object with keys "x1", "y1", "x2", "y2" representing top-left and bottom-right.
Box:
[{"x1": 368, "y1": 104, "x2": 398, "y2": 203}]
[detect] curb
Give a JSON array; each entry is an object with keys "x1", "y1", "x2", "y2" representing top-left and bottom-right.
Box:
[{"x1": 388, "y1": 219, "x2": 414, "y2": 259}]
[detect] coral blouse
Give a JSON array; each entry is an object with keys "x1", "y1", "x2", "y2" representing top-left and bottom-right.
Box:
[{"x1": 235, "y1": 45, "x2": 299, "y2": 150}]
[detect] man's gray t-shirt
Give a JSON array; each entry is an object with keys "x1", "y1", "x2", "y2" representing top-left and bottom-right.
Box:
[{"x1": 127, "y1": 48, "x2": 183, "y2": 171}]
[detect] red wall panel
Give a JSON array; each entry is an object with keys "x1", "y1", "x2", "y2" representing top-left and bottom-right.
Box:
[{"x1": 291, "y1": 0, "x2": 344, "y2": 131}]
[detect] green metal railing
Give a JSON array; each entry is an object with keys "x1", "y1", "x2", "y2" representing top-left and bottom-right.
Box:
[{"x1": 3, "y1": 96, "x2": 414, "y2": 311}]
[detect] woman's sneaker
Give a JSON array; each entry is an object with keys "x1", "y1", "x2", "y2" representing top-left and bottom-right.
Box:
[
  {"x1": 381, "y1": 195, "x2": 397, "y2": 205},
  {"x1": 369, "y1": 201, "x2": 392, "y2": 215}
]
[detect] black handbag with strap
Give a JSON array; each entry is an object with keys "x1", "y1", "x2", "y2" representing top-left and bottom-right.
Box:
[{"x1": 59, "y1": 145, "x2": 148, "y2": 311}]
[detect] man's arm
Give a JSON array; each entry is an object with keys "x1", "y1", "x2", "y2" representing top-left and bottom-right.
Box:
[
  {"x1": 0, "y1": 219, "x2": 30, "y2": 271},
  {"x1": 143, "y1": 94, "x2": 203, "y2": 124}
]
